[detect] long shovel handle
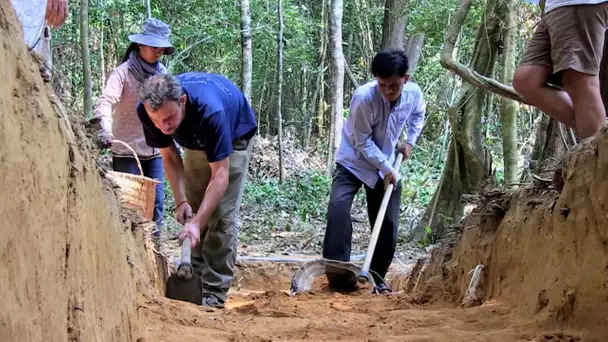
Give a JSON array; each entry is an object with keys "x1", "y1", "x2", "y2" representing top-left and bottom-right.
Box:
[
  {"x1": 180, "y1": 236, "x2": 192, "y2": 265},
  {"x1": 177, "y1": 216, "x2": 194, "y2": 279},
  {"x1": 359, "y1": 152, "x2": 404, "y2": 281}
]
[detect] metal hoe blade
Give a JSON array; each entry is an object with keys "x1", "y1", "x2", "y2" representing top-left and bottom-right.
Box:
[{"x1": 289, "y1": 258, "x2": 377, "y2": 296}]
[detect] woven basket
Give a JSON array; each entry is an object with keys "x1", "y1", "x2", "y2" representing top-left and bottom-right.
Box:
[{"x1": 106, "y1": 140, "x2": 161, "y2": 221}]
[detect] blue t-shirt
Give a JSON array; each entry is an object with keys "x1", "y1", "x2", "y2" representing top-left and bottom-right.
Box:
[{"x1": 137, "y1": 72, "x2": 258, "y2": 163}]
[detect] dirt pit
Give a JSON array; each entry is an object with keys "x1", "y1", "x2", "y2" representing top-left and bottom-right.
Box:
[{"x1": 136, "y1": 261, "x2": 593, "y2": 341}]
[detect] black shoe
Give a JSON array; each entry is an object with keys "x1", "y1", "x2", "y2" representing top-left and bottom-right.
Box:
[
  {"x1": 372, "y1": 282, "x2": 395, "y2": 295},
  {"x1": 201, "y1": 294, "x2": 225, "y2": 308}
]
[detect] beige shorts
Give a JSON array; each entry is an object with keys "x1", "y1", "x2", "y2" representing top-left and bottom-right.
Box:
[{"x1": 519, "y1": 3, "x2": 608, "y2": 84}]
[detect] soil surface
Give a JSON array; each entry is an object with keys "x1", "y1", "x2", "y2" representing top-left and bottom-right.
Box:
[{"x1": 138, "y1": 262, "x2": 591, "y2": 342}]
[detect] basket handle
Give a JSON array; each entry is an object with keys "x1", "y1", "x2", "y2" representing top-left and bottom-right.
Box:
[{"x1": 111, "y1": 139, "x2": 144, "y2": 177}]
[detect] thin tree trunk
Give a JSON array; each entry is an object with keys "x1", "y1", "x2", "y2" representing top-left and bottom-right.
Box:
[
  {"x1": 306, "y1": 75, "x2": 322, "y2": 149},
  {"x1": 327, "y1": 0, "x2": 345, "y2": 175},
  {"x1": 414, "y1": 0, "x2": 506, "y2": 241},
  {"x1": 346, "y1": 30, "x2": 354, "y2": 63},
  {"x1": 344, "y1": 59, "x2": 359, "y2": 88},
  {"x1": 316, "y1": 0, "x2": 329, "y2": 139},
  {"x1": 257, "y1": 51, "x2": 269, "y2": 133},
  {"x1": 519, "y1": 110, "x2": 544, "y2": 182},
  {"x1": 529, "y1": 117, "x2": 568, "y2": 181},
  {"x1": 81, "y1": 0, "x2": 92, "y2": 118},
  {"x1": 380, "y1": 0, "x2": 408, "y2": 50},
  {"x1": 405, "y1": 33, "x2": 424, "y2": 76},
  {"x1": 356, "y1": 0, "x2": 374, "y2": 64},
  {"x1": 499, "y1": 0, "x2": 519, "y2": 188},
  {"x1": 99, "y1": 0, "x2": 105, "y2": 85},
  {"x1": 241, "y1": 0, "x2": 252, "y2": 102},
  {"x1": 301, "y1": 64, "x2": 309, "y2": 148},
  {"x1": 276, "y1": 0, "x2": 285, "y2": 182},
  {"x1": 145, "y1": 0, "x2": 151, "y2": 18}
]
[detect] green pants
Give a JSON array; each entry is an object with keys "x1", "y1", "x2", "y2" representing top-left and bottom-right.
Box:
[{"x1": 183, "y1": 140, "x2": 252, "y2": 302}]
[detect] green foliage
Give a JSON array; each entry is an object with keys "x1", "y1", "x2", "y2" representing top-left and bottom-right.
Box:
[
  {"x1": 415, "y1": 225, "x2": 438, "y2": 248},
  {"x1": 53, "y1": 0, "x2": 545, "y2": 243},
  {"x1": 243, "y1": 169, "x2": 333, "y2": 223}
]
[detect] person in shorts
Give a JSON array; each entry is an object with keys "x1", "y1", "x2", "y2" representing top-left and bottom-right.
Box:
[{"x1": 513, "y1": 1, "x2": 608, "y2": 139}]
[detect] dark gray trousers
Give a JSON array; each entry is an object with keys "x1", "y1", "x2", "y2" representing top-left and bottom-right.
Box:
[{"x1": 322, "y1": 163, "x2": 401, "y2": 286}]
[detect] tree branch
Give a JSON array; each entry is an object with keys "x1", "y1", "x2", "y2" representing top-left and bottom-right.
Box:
[
  {"x1": 344, "y1": 58, "x2": 359, "y2": 88},
  {"x1": 440, "y1": 0, "x2": 526, "y2": 104}
]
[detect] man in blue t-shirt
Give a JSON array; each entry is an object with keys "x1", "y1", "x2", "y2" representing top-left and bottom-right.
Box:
[{"x1": 137, "y1": 72, "x2": 257, "y2": 308}]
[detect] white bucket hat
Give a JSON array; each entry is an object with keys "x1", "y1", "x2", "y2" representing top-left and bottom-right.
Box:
[{"x1": 128, "y1": 18, "x2": 175, "y2": 55}]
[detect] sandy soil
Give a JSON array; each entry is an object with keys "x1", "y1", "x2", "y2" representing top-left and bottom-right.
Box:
[
  {"x1": 138, "y1": 262, "x2": 591, "y2": 342},
  {"x1": 2, "y1": 0, "x2": 607, "y2": 340}
]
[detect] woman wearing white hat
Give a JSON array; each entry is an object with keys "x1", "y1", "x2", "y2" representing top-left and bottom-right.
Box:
[{"x1": 93, "y1": 18, "x2": 175, "y2": 241}]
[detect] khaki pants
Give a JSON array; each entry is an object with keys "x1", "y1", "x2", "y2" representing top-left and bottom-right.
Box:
[
  {"x1": 183, "y1": 140, "x2": 252, "y2": 302},
  {"x1": 519, "y1": 3, "x2": 608, "y2": 80}
]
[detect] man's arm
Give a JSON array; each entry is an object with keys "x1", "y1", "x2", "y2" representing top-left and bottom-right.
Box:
[
  {"x1": 190, "y1": 157, "x2": 230, "y2": 230},
  {"x1": 350, "y1": 93, "x2": 393, "y2": 175},
  {"x1": 405, "y1": 95, "x2": 426, "y2": 147},
  {"x1": 160, "y1": 143, "x2": 187, "y2": 206},
  {"x1": 190, "y1": 109, "x2": 233, "y2": 230}
]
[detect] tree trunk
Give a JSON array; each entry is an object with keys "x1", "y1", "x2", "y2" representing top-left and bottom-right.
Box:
[
  {"x1": 316, "y1": 0, "x2": 329, "y2": 139},
  {"x1": 81, "y1": 0, "x2": 92, "y2": 118},
  {"x1": 413, "y1": 0, "x2": 506, "y2": 241},
  {"x1": 405, "y1": 33, "x2": 424, "y2": 76},
  {"x1": 499, "y1": 0, "x2": 519, "y2": 188},
  {"x1": 276, "y1": 0, "x2": 285, "y2": 182},
  {"x1": 355, "y1": 0, "x2": 374, "y2": 66},
  {"x1": 327, "y1": 0, "x2": 345, "y2": 175},
  {"x1": 145, "y1": 0, "x2": 151, "y2": 18},
  {"x1": 525, "y1": 117, "x2": 569, "y2": 186},
  {"x1": 300, "y1": 64, "x2": 309, "y2": 148},
  {"x1": 344, "y1": 59, "x2": 359, "y2": 88},
  {"x1": 99, "y1": 0, "x2": 105, "y2": 85},
  {"x1": 380, "y1": 0, "x2": 408, "y2": 50},
  {"x1": 241, "y1": 0, "x2": 253, "y2": 102}
]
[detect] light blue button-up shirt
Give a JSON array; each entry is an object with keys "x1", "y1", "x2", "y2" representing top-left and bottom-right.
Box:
[{"x1": 335, "y1": 80, "x2": 426, "y2": 188}]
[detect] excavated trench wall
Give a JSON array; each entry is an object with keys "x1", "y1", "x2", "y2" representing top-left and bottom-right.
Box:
[
  {"x1": 407, "y1": 128, "x2": 608, "y2": 338},
  {"x1": 0, "y1": 3, "x2": 162, "y2": 341}
]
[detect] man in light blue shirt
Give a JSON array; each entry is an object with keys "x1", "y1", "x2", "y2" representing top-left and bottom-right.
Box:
[{"x1": 323, "y1": 49, "x2": 426, "y2": 294}]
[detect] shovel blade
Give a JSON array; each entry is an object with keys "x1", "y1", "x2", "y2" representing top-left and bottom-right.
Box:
[
  {"x1": 165, "y1": 274, "x2": 203, "y2": 305},
  {"x1": 290, "y1": 259, "x2": 373, "y2": 296}
]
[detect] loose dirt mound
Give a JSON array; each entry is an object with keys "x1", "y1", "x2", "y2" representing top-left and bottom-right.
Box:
[
  {"x1": 0, "y1": 4, "x2": 161, "y2": 341},
  {"x1": 399, "y1": 129, "x2": 608, "y2": 340}
]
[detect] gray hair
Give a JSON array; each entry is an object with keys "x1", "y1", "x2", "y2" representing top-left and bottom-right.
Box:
[{"x1": 139, "y1": 74, "x2": 184, "y2": 111}]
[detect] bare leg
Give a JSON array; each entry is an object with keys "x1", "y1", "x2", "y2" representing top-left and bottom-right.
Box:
[
  {"x1": 513, "y1": 64, "x2": 577, "y2": 129},
  {"x1": 562, "y1": 70, "x2": 606, "y2": 139}
]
